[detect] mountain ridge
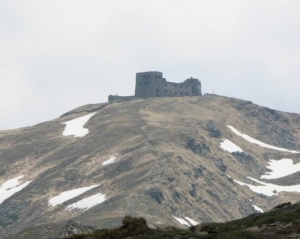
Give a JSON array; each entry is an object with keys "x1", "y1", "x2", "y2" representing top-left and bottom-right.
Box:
[{"x1": 1, "y1": 94, "x2": 300, "y2": 238}]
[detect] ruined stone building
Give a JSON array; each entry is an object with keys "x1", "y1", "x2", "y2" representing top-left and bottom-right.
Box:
[{"x1": 108, "y1": 71, "x2": 202, "y2": 102}]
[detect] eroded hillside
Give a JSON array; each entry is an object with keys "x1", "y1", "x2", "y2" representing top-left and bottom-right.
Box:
[{"x1": 1, "y1": 95, "x2": 300, "y2": 238}]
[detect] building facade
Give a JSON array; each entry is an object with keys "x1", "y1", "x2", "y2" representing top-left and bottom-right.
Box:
[
  {"x1": 135, "y1": 71, "x2": 202, "y2": 98},
  {"x1": 108, "y1": 71, "x2": 202, "y2": 102}
]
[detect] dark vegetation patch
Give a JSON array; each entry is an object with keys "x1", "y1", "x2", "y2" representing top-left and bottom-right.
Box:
[
  {"x1": 209, "y1": 129, "x2": 221, "y2": 138},
  {"x1": 63, "y1": 169, "x2": 80, "y2": 181},
  {"x1": 231, "y1": 152, "x2": 254, "y2": 161},
  {"x1": 189, "y1": 183, "x2": 197, "y2": 197},
  {"x1": 193, "y1": 165, "x2": 207, "y2": 179},
  {"x1": 148, "y1": 189, "x2": 164, "y2": 204},
  {"x1": 206, "y1": 121, "x2": 222, "y2": 138},
  {"x1": 186, "y1": 138, "x2": 211, "y2": 157},
  {"x1": 214, "y1": 158, "x2": 227, "y2": 173},
  {"x1": 206, "y1": 189, "x2": 222, "y2": 204},
  {"x1": 167, "y1": 177, "x2": 174, "y2": 182},
  {"x1": 172, "y1": 191, "x2": 182, "y2": 203},
  {"x1": 184, "y1": 170, "x2": 192, "y2": 178},
  {"x1": 177, "y1": 156, "x2": 186, "y2": 164}
]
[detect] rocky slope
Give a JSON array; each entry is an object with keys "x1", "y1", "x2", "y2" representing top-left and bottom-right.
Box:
[{"x1": 1, "y1": 95, "x2": 300, "y2": 238}]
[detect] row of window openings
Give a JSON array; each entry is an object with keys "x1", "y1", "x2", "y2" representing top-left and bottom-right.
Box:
[
  {"x1": 157, "y1": 89, "x2": 189, "y2": 95},
  {"x1": 139, "y1": 75, "x2": 161, "y2": 79},
  {"x1": 139, "y1": 82, "x2": 188, "y2": 89}
]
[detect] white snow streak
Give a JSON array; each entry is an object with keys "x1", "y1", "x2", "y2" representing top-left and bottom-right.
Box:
[
  {"x1": 172, "y1": 216, "x2": 190, "y2": 226},
  {"x1": 0, "y1": 176, "x2": 31, "y2": 204},
  {"x1": 253, "y1": 205, "x2": 264, "y2": 213},
  {"x1": 227, "y1": 125, "x2": 300, "y2": 154},
  {"x1": 184, "y1": 217, "x2": 198, "y2": 226},
  {"x1": 102, "y1": 157, "x2": 116, "y2": 166},
  {"x1": 235, "y1": 177, "x2": 300, "y2": 196},
  {"x1": 220, "y1": 138, "x2": 243, "y2": 153},
  {"x1": 261, "y1": 159, "x2": 300, "y2": 179},
  {"x1": 62, "y1": 112, "x2": 96, "y2": 137},
  {"x1": 66, "y1": 193, "x2": 106, "y2": 210},
  {"x1": 49, "y1": 185, "x2": 99, "y2": 206}
]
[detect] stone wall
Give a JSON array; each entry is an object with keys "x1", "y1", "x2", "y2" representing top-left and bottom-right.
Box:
[{"x1": 135, "y1": 71, "x2": 202, "y2": 98}]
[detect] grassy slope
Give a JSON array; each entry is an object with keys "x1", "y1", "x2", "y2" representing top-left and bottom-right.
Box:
[{"x1": 1, "y1": 95, "x2": 300, "y2": 238}]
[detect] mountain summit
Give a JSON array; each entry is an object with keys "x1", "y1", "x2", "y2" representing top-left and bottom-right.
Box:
[{"x1": 1, "y1": 95, "x2": 300, "y2": 238}]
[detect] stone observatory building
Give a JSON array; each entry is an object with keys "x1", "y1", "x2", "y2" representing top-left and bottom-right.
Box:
[
  {"x1": 135, "y1": 71, "x2": 201, "y2": 98},
  {"x1": 108, "y1": 71, "x2": 202, "y2": 102}
]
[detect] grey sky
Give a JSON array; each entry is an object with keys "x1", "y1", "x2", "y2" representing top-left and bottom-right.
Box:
[{"x1": 0, "y1": 0, "x2": 299, "y2": 130}]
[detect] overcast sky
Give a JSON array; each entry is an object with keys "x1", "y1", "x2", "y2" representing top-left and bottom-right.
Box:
[{"x1": 0, "y1": 0, "x2": 299, "y2": 130}]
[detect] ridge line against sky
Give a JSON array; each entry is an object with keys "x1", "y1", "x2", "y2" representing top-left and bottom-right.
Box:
[{"x1": 0, "y1": 0, "x2": 300, "y2": 130}]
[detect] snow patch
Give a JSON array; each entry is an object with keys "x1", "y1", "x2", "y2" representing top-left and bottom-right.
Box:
[
  {"x1": 227, "y1": 125, "x2": 300, "y2": 154},
  {"x1": 220, "y1": 138, "x2": 243, "y2": 153},
  {"x1": 102, "y1": 157, "x2": 116, "y2": 166},
  {"x1": 261, "y1": 159, "x2": 300, "y2": 179},
  {"x1": 172, "y1": 216, "x2": 190, "y2": 226},
  {"x1": 235, "y1": 177, "x2": 300, "y2": 197},
  {"x1": 253, "y1": 205, "x2": 264, "y2": 213},
  {"x1": 0, "y1": 176, "x2": 31, "y2": 204},
  {"x1": 49, "y1": 185, "x2": 99, "y2": 206},
  {"x1": 62, "y1": 112, "x2": 96, "y2": 138},
  {"x1": 184, "y1": 217, "x2": 198, "y2": 226},
  {"x1": 66, "y1": 193, "x2": 106, "y2": 210}
]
